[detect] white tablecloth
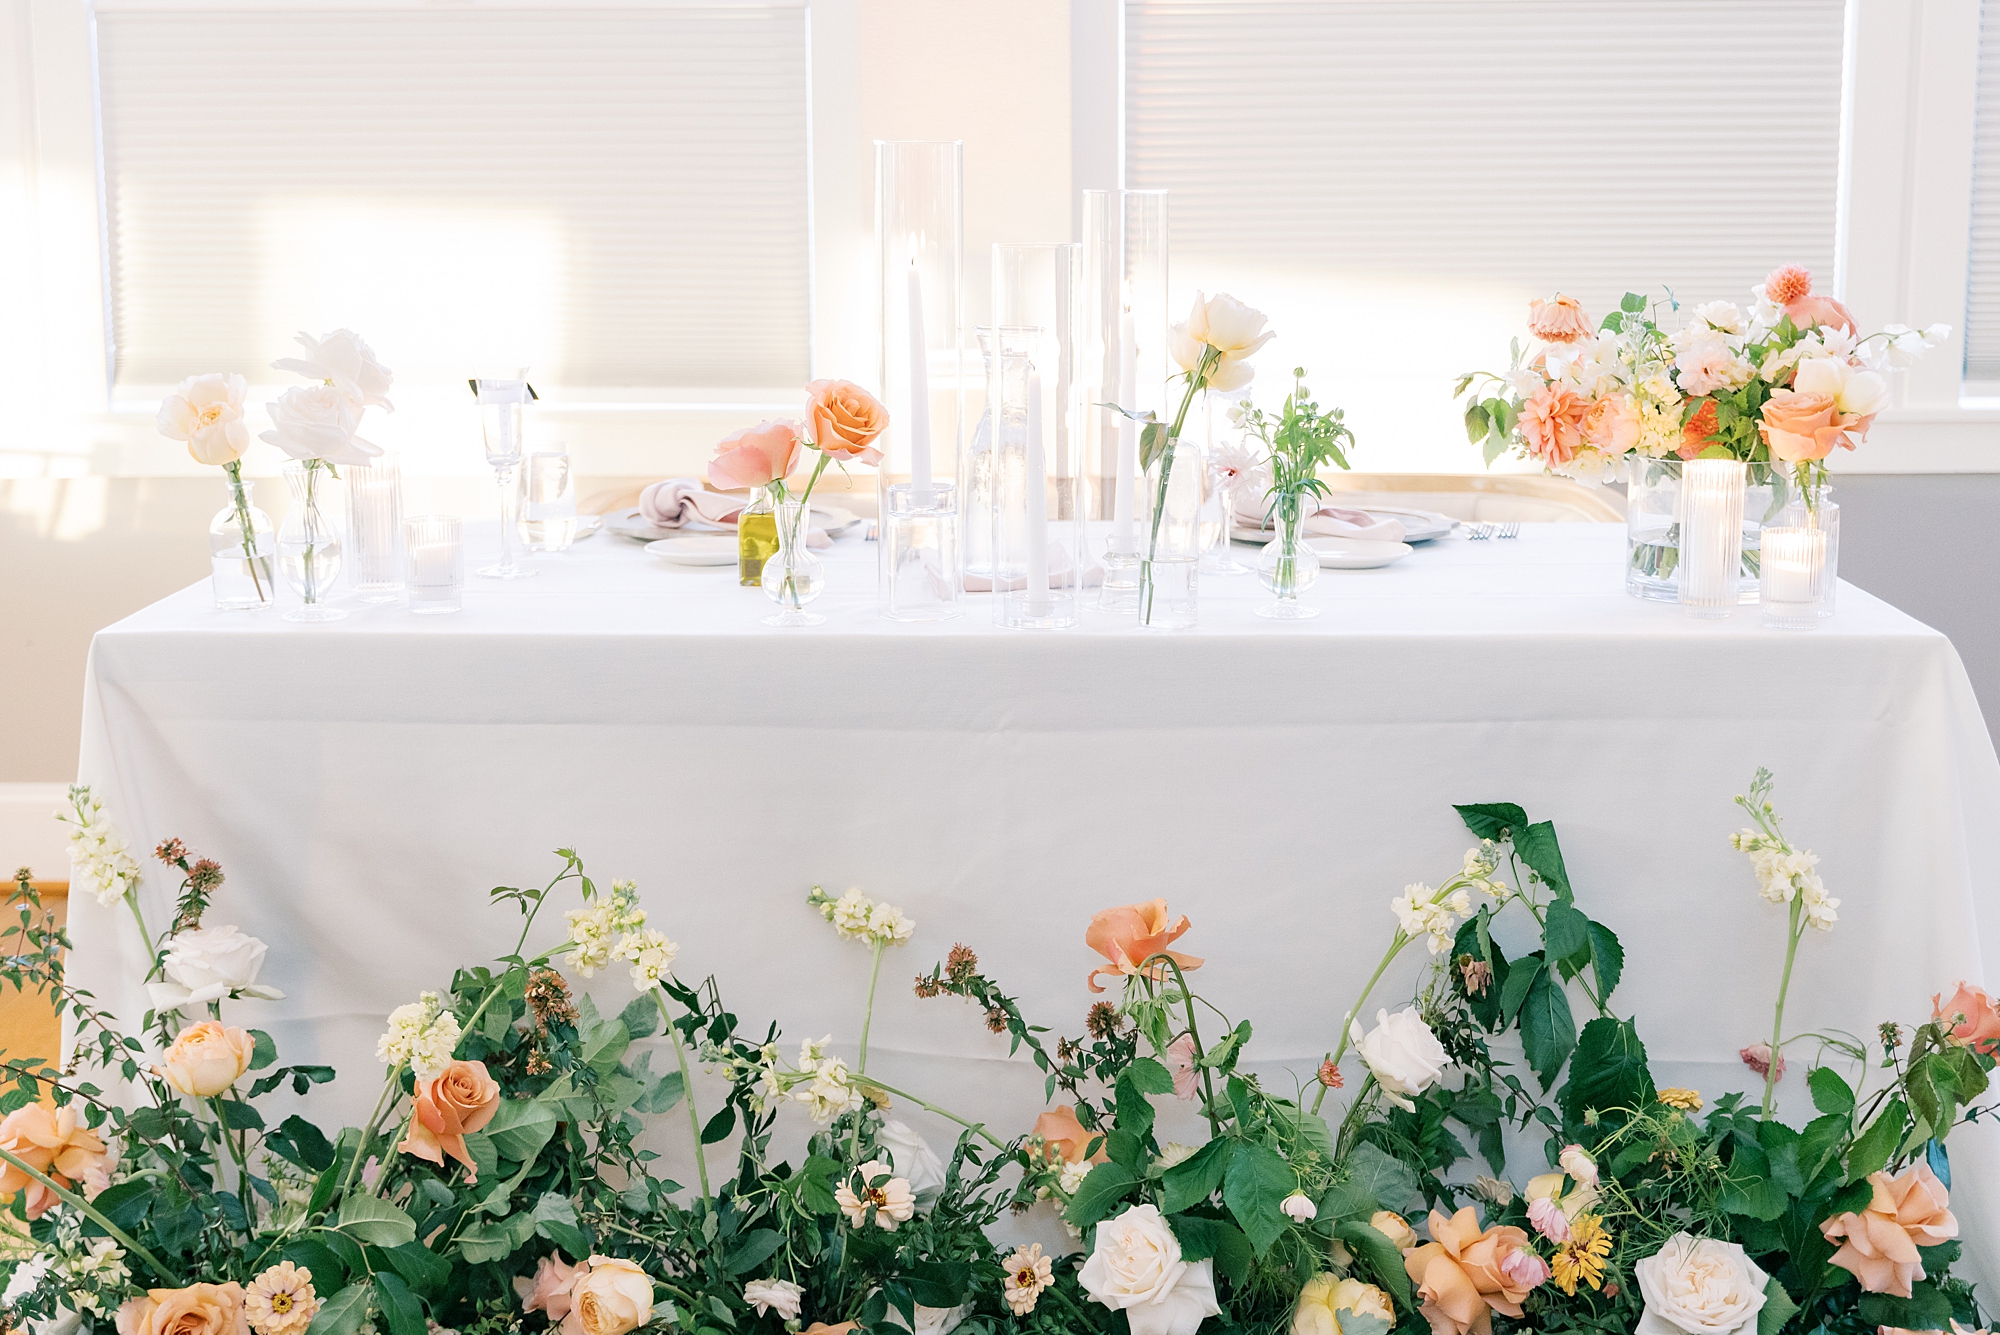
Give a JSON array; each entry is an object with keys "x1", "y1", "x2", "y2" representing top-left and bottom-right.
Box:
[{"x1": 70, "y1": 522, "x2": 2000, "y2": 1280}]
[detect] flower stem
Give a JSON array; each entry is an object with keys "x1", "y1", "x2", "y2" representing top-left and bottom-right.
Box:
[
  {"x1": 1762, "y1": 898, "x2": 1804, "y2": 1120},
  {"x1": 855, "y1": 1077, "x2": 1004, "y2": 1148},
  {"x1": 858, "y1": 941, "x2": 885, "y2": 1075},
  {"x1": 1138, "y1": 347, "x2": 1220, "y2": 622},
  {"x1": 1310, "y1": 933, "x2": 1407, "y2": 1115},
  {"x1": 226, "y1": 461, "x2": 267, "y2": 602},
  {"x1": 1150, "y1": 955, "x2": 1221, "y2": 1138},
  {"x1": 655, "y1": 988, "x2": 711, "y2": 1205},
  {"x1": 339, "y1": 1064, "x2": 404, "y2": 1199},
  {"x1": 0, "y1": 1145, "x2": 177, "y2": 1284}
]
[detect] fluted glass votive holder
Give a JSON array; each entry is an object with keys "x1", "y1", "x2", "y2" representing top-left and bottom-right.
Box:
[
  {"x1": 1678, "y1": 458, "x2": 1746, "y2": 619},
  {"x1": 406, "y1": 515, "x2": 464, "y2": 615},
  {"x1": 1760, "y1": 526, "x2": 1826, "y2": 631},
  {"x1": 346, "y1": 457, "x2": 407, "y2": 604}
]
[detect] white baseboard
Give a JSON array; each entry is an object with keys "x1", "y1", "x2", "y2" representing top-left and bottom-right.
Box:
[{"x1": 0, "y1": 784, "x2": 71, "y2": 882}]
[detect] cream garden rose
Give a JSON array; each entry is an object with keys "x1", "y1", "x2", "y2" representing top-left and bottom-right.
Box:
[
  {"x1": 146, "y1": 925, "x2": 284, "y2": 1014},
  {"x1": 1078, "y1": 1204, "x2": 1221, "y2": 1335},
  {"x1": 156, "y1": 1021, "x2": 256, "y2": 1098},
  {"x1": 562, "y1": 1256, "x2": 653, "y2": 1335},
  {"x1": 260, "y1": 384, "x2": 380, "y2": 467},
  {"x1": 877, "y1": 1119, "x2": 947, "y2": 1198},
  {"x1": 272, "y1": 329, "x2": 396, "y2": 411},
  {"x1": 1350, "y1": 1007, "x2": 1448, "y2": 1111},
  {"x1": 1168, "y1": 292, "x2": 1275, "y2": 393},
  {"x1": 1634, "y1": 1233, "x2": 1769, "y2": 1335},
  {"x1": 158, "y1": 374, "x2": 251, "y2": 467}
]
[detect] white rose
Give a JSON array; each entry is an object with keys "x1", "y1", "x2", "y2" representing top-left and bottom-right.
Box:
[
  {"x1": 260, "y1": 384, "x2": 382, "y2": 466},
  {"x1": 272, "y1": 329, "x2": 396, "y2": 411},
  {"x1": 1078, "y1": 1204, "x2": 1220, "y2": 1335},
  {"x1": 1167, "y1": 291, "x2": 1274, "y2": 393},
  {"x1": 145, "y1": 924, "x2": 285, "y2": 1013},
  {"x1": 157, "y1": 373, "x2": 251, "y2": 466},
  {"x1": 1635, "y1": 1233, "x2": 1769, "y2": 1335},
  {"x1": 740, "y1": 1279, "x2": 802, "y2": 1322},
  {"x1": 911, "y1": 1304, "x2": 970, "y2": 1335},
  {"x1": 1793, "y1": 356, "x2": 1888, "y2": 420},
  {"x1": 1350, "y1": 1007, "x2": 1448, "y2": 1111},
  {"x1": 877, "y1": 1120, "x2": 947, "y2": 1201}
]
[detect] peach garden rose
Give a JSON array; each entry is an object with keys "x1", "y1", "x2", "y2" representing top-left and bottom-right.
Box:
[
  {"x1": 1821, "y1": 1161, "x2": 1958, "y2": 1297},
  {"x1": 0, "y1": 1103, "x2": 111, "y2": 1218},
  {"x1": 400, "y1": 1059, "x2": 501, "y2": 1180},
  {"x1": 1758, "y1": 388, "x2": 1854, "y2": 463},
  {"x1": 115, "y1": 1282, "x2": 251, "y2": 1335},
  {"x1": 1403, "y1": 1207, "x2": 1540, "y2": 1335},
  {"x1": 156, "y1": 1021, "x2": 256, "y2": 1099},
  {"x1": 562, "y1": 1256, "x2": 654, "y2": 1335},
  {"x1": 1084, "y1": 900, "x2": 1202, "y2": 992},
  {"x1": 804, "y1": 379, "x2": 888, "y2": 466},
  {"x1": 1934, "y1": 980, "x2": 2000, "y2": 1054},
  {"x1": 707, "y1": 420, "x2": 802, "y2": 491}
]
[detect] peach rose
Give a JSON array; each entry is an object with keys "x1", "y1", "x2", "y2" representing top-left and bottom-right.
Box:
[
  {"x1": 1033, "y1": 1105, "x2": 1108, "y2": 1165},
  {"x1": 804, "y1": 379, "x2": 888, "y2": 465},
  {"x1": 156, "y1": 1021, "x2": 256, "y2": 1098},
  {"x1": 1677, "y1": 399, "x2": 1720, "y2": 460},
  {"x1": 1934, "y1": 981, "x2": 2000, "y2": 1055},
  {"x1": 1085, "y1": 900, "x2": 1203, "y2": 993},
  {"x1": 1370, "y1": 1210, "x2": 1418, "y2": 1251},
  {"x1": 1403, "y1": 1208, "x2": 1538, "y2": 1335},
  {"x1": 401, "y1": 1060, "x2": 501, "y2": 1181},
  {"x1": 514, "y1": 1253, "x2": 584, "y2": 1321},
  {"x1": 1519, "y1": 384, "x2": 1587, "y2": 466},
  {"x1": 1527, "y1": 295, "x2": 1593, "y2": 345},
  {"x1": 0, "y1": 1103, "x2": 111, "y2": 1218},
  {"x1": 1581, "y1": 394, "x2": 1640, "y2": 455},
  {"x1": 707, "y1": 420, "x2": 802, "y2": 491},
  {"x1": 1821, "y1": 1162, "x2": 1958, "y2": 1297},
  {"x1": 562, "y1": 1256, "x2": 653, "y2": 1335},
  {"x1": 115, "y1": 1283, "x2": 251, "y2": 1335},
  {"x1": 1759, "y1": 389, "x2": 1855, "y2": 463}
]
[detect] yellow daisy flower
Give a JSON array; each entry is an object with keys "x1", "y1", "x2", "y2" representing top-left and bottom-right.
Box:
[{"x1": 1552, "y1": 1213, "x2": 1612, "y2": 1295}]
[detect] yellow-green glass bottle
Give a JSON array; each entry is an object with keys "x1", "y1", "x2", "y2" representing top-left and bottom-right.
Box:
[{"x1": 738, "y1": 485, "x2": 779, "y2": 586}]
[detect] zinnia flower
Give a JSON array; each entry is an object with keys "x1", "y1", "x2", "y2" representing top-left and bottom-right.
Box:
[
  {"x1": 1551, "y1": 1213, "x2": 1612, "y2": 1295},
  {"x1": 245, "y1": 1262, "x2": 321, "y2": 1335},
  {"x1": 835, "y1": 1161, "x2": 915, "y2": 1231},
  {"x1": 1001, "y1": 1244, "x2": 1053, "y2": 1316}
]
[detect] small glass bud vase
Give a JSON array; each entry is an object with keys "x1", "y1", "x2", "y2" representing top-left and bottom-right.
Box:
[
  {"x1": 278, "y1": 459, "x2": 345, "y2": 623},
  {"x1": 209, "y1": 464, "x2": 274, "y2": 611},
  {"x1": 738, "y1": 483, "x2": 779, "y2": 587},
  {"x1": 1138, "y1": 435, "x2": 1203, "y2": 629},
  {"x1": 1256, "y1": 492, "x2": 1320, "y2": 619},
  {"x1": 760, "y1": 498, "x2": 825, "y2": 626}
]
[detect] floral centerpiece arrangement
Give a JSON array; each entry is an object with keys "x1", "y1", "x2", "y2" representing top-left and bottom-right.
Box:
[{"x1": 4, "y1": 776, "x2": 1991, "y2": 1335}]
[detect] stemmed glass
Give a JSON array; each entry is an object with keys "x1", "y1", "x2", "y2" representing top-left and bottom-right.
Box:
[{"x1": 474, "y1": 373, "x2": 536, "y2": 580}]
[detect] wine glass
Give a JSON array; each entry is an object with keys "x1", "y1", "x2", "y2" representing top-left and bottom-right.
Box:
[{"x1": 473, "y1": 372, "x2": 536, "y2": 579}]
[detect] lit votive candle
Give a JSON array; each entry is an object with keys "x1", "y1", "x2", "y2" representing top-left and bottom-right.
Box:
[
  {"x1": 405, "y1": 514, "x2": 465, "y2": 615},
  {"x1": 1760, "y1": 526, "x2": 1825, "y2": 631}
]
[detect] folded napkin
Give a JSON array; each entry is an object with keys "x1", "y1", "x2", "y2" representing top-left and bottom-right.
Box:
[
  {"x1": 961, "y1": 544, "x2": 1105, "y2": 593},
  {"x1": 1231, "y1": 494, "x2": 1406, "y2": 544},
  {"x1": 638, "y1": 478, "x2": 831, "y2": 549}
]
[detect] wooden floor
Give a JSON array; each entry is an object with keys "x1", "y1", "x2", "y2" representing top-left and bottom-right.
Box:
[{"x1": 0, "y1": 883, "x2": 67, "y2": 1075}]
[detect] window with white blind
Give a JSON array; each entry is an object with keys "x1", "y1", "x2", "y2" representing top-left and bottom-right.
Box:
[
  {"x1": 1967, "y1": 0, "x2": 2000, "y2": 382},
  {"x1": 95, "y1": 3, "x2": 811, "y2": 400},
  {"x1": 1125, "y1": 0, "x2": 1847, "y2": 469}
]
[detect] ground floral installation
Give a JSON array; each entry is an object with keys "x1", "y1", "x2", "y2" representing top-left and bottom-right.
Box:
[{"x1": 0, "y1": 781, "x2": 1993, "y2": 1335}]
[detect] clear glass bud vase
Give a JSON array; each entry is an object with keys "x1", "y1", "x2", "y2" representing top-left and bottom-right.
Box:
[
  {"x1": 1256, "y1": 491, "x2": 1320, "y2": 619},
  {"x1": 209, "y1": 463, "x2": 275, "y2": 611},
  {"x1": 760, "y1": 498, "x2": 825, "y2": 626},
  {"x1": 1138, "y1": 435, "x2": 1202, "y2": 628},
  {"x1": 278, "y1": 460, "x2": 345, "y2": 623}
]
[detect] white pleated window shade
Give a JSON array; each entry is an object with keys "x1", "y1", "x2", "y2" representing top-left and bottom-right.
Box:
[
  {"x1": 1966, "y1": 0, "x2": 2000, "y2": 381},
  {"x1": 96, "y1": 4, "x2": 810, "y2": 396},
  {"x1": 1126, "y1": 0, "x2": 1846, "y2": 469}
]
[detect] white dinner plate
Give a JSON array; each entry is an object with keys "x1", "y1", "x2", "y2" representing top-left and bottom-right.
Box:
[
  {"x1": 1231, "y1": 507, "x2": 1456, "y2": 545},
  {"x1": 645, "y1": 537, "x2": 738, "y2": 567},
  {"x1": 608, "y1": 504, "x2": 862, "y2": 543},
  {"x1": 1310, "y1": 536, "x2": 1413, "y2": 569}
]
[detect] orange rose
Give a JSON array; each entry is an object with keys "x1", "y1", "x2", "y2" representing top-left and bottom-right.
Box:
[
  {"x1": 1933, "y1": 981, "x2": 2000, "y2": 1055},
  {"x1": 1032, "y1": 1105, "x2": 1108, "y2": 1165},
  {"x1": 156, "y1": 1021, "x2": 256, "y2": 1098},
  {"x1": 0, "y1": 1103, "x2": 111, "y2": 1218},
  {"x1": 1759, "y1": 389, "x2": 1855, "y2": 464},
  {"x1": 115, "y1": 1283, "x2": 250, "y2": 1335},
  {"x1": 400, "y1": 1060, "x2": 501, "y2": 1181},
  {"x1": 1526, "y1": 295, "x2": 1592, "y2": 345},
  {"x1": 1403, "y1": 1208, "x2": 1537, "y2": 1335},
  {"x1": 804, "y1": 379, "x2": 888, "y2": 465},
  {"x1": 1821, "y1": 1162, "x2": 1958, "y2": 1297},
  {"x1": 1084, "y1": 900, "x2": 1202, "y2": 993}
]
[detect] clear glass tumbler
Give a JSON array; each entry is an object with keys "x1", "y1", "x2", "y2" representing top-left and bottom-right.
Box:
[{"x1": 521, "y1": 448, "x2": 577, "y2": 552}]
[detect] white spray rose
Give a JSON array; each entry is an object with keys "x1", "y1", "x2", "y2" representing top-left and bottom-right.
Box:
[
  {"x1": 1634, "y1": 1233, "x2": 1769, "y2": 1335},
  {"x1": 260, "y1": 384, "x2": 381, "y2": 466},
  {"x1": 145, "y1": 924, "x2": 285, "y2": 1012},
  {"x1": 271, "y1": 329, "x2": 396, "y2": 411},
  {"x1": 877, "y1": 1120, "x2": 947, "y2": 1200},
  {"x1": 1078, "y1": 1204, "x2": 1221, "y2": 1335},
  {"x1": 740, "y1": 1279, "x2": 802, "y2": 1321},
  {"x1": 910, "y1": 1304, "x2": 971, "y2": 1335},
  {"x1": 1350, "y1": 1007, "x2": 1448, "y2": 1111},
  {"x1": 158, "y1": 373, "x2": 251, "y2": 466},
  {"x1": 1792, "y1": 356, "x2": 1889, "y2": 420}
]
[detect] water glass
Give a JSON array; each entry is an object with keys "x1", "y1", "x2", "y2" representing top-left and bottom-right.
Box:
[
  {"x1": 521, "y1": 449, "x2": 577, "y2": 552},
  {"x1": 346, "y1": 457, "x2": 406, "y2": 603},
  {"x1": 406, "y1": 515, "x2": 465, "y2": 614}
]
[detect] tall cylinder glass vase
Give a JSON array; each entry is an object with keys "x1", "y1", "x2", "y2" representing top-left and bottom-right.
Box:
[
  {"x1": 1255, "y1": 491, "x2": 1319, "y2": 619},
  {"x1": 1138, "y1": 435, "x2": 1203, "y2": 629},
  {"x1": 990, "y1": 244, "x2": 1085, "y2": 630},
  {"x1": 760, "y1": 499, "x2": 825, "y2": 627},
  {"x1": 278, "y1": 460, "x2": 345, "y2": 623},
  {"x1": 209, "y1": 463, "x2": 274, "y2": 611}
]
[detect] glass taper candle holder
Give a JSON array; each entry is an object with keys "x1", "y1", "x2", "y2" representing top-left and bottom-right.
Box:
[{"x1": 990, "y1": 243, "x2": 1085, "y2": 630}]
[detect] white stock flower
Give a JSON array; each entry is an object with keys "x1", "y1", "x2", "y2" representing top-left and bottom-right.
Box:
[
  {"x1": 1389, "y1": 884, "x2": 1461, "y2": 955},
  {"x1": 1733, "y1": 833, "x2": 1838, "y2": 929},
  {"x1": 612, "y1": 929, "x2": 679, "y2": 990},
  {"x1": 59, "y1": 787, "x2": 141, "y2": 909},
  {"x1": 259, "y1": 384, "x2": 381, "y2": 466},
  {"x1": 1078, "y1": 1205, "x2": 1221, "y2": 1335},
  {"x1": 793, "y1": 1041, "x2": 865, "y2": 1123},
  {"x1": 867, "y1": 901, "x2": 915, "y2": 945},
  {"x1": 146, "y1": 924, "x2": 285, "y2": 1013},
  {"x1": 831, "y1": 889, "x2": 873, "y2": 938},
  {"x1": 566, "y1": 882, "x2": 647, "y2": 978},
  {"x1": 1350, "y1": 1007, "x2": 1449, "y2": 1111},
  {"x1": 740, "y1": 1279, "x2": 802, "y2": 1322},
  {"x1": 877, "y1": 1120, "x2": 947, "y2": 1198},
  {"x1": 1058, "y1": 1158, "x2": 1094, "y2": 1196},
  {"x1": 271, "y1": 329, "x2": 396, "y2": 411},
  {"x1": 1633, "y1": 1233, "x2": 1769, "y2": 1335},
  {"x1": 158, "y1": 373, "x2": 251, "y2": 466},
  {"x1": 376, "y1": 992, "x2": 461, "y2": 1079},
  {"x1": 811, "y1": 886, "x2": 916, "y2": 947}
]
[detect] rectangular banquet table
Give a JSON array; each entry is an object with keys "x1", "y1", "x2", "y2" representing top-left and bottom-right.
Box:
[{"x1": 70, "y1": 521, "x2": 2000, "y2": 1280}]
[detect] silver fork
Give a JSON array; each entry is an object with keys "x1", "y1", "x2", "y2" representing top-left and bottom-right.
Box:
[
  {"x1": 1466, "y1": 523, "x2": 1494, "y2": 541},
  {"x1": 1497, "y1": 522, "x2": 1521, "y2": 540}
]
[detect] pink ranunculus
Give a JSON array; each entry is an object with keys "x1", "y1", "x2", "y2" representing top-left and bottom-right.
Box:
[
  {"x1": 1526, "y1": 295, "x2": 1593, "y2": 345},
  {"x1": 1580, "y1": 394, "x2": 1640, "y2": 455},
  {"x1": 707, "y1": 420, "x2": 803, "y2": 491},
  {"x1": 1164, "y1": 1034, "x2": 1199, "y2": 1101},
  {"x1": 1519, "y1": 384, "x2": 1587, "y2": 465},
  {"x1": 1740, "y1": 1042, "x2": 1785, "y2": 1081}
]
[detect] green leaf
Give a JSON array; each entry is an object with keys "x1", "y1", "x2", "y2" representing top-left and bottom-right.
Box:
[
  {"x1": 1857, "y1": 1285, "x2": 1954, "y2": 1330},
  {"x1": 1223, "y1": 1141, "x2": 1298, "y2": 1256},
  {"x1": 1063, "y1": 1162, "x2": 1138, "y2": 1228},
  {"x1": 371, "y1": 1272, "x2": 425, "y2": 1335},
  {"x1": 454, "y1": 1213, "x2": 534, "y2": 1264},
  {"x1": 90, "y1": 1180, "x2": 152, "y2": 1233},
  {"x1": 1117, "y1": 1065, "x2": 1164, "y2": 1139},
  {"x1": 1138, "y1": 421, "x2": 1170, "y2": 472},
  {"x1": 1808, "y1": 1066, "x2": 1856, "y2": 1117},
  {"x1": 617, "y1": 993, "x2": 659, "y2": 1040},
  {"x1": 1621, "y1": 291, "x2": 1647, "y2": 313},
  {"x1": 1514, "y1": 821, "x2": 1572, "y2": 901},
  {"x1": 905, "y1": 1259, "x2": 969, "y2": 1310},
  {"x1": 1267, "y1": 1098, "x2": 1335, "y2": 1161},
  {"x1": 1518, "y1": 967, "x2": 1577, "y2": 1088},
  {"x1": 531, "y1": 1192, "x2": 590, "y2": 1260},
  {"x1": 380, "y1": 1242, "x2": 450, "y2": 1296},
  {"x1": 269, "y1": 1115, "x2": 337, "y2": 1172},
  {"x1": 1454, "y1": 803, "x2": 1528, "y2": 841},
  {"x1": 634, "y1": 1067, "x2": 685, "y2": 1115},
  {"x1": 306, "y1": 1283, "x2": 372, "y2": 1335},
  {"x1": 335, "y1": 1194, "x2": 418, "y2": 1248},
  {"x1": 249, "y1": 1029, "x2": 279, "y2": 1071},
  {"x1": 1906, "y1": 1055, "x2": 1960, "y2": 1145},
  {"x1": 484, "y1": 1098, "x2": 560, "y2": 1164},
  {"x1": 1586, "y1": 919, "x2": 1624, "y2": 999},
  {"x1": 581, "y1": 1017, "x2": 630, "y2": 1076},
  {"x1": 281, "y1": 1239, "x2": 348, "y2": 1290},
  {"x1": 722, "y1": 1229, "x2": 783, "y2": 1276},
  {"x1": 1498, "y1": 954, "x2": 1545, "y2": 1025},
  {"x1": 1159, "y1": 1138, "x2": 1234, "y2": 1214},
  {"x1": 1720, "y1": 1141, "x2": 1788, "y2": 1221},
  {"x1": 1463, "y1": 401, "x2": 1490, "y2": 445},
  {"x1": 1343, "y1": 1140, "x2": 1418, "y2": 1213},
  {"x1": 700, "y1": 1104, "x2": 737, "y2": 1145},
  {"x1": 1558, "y1": 1017, "x2": 1654, "y2": 1124},
  {"x1": 1543, "y1": 900, "x2": 1591, "y2": 969},
  {"x1": 1336, "y1": 1220, "x2": 1415, "y2": 1308},
  {"x1": 1757, "y1": 1275, "x2": 1798, "y2": 1335},
  {"x1": 1174, "y1": 1215, "x2": 1253, "y2": 1286},
  {"x1": 1848, "y1": 1100, "x2": 1906, "y2": 1182}
]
